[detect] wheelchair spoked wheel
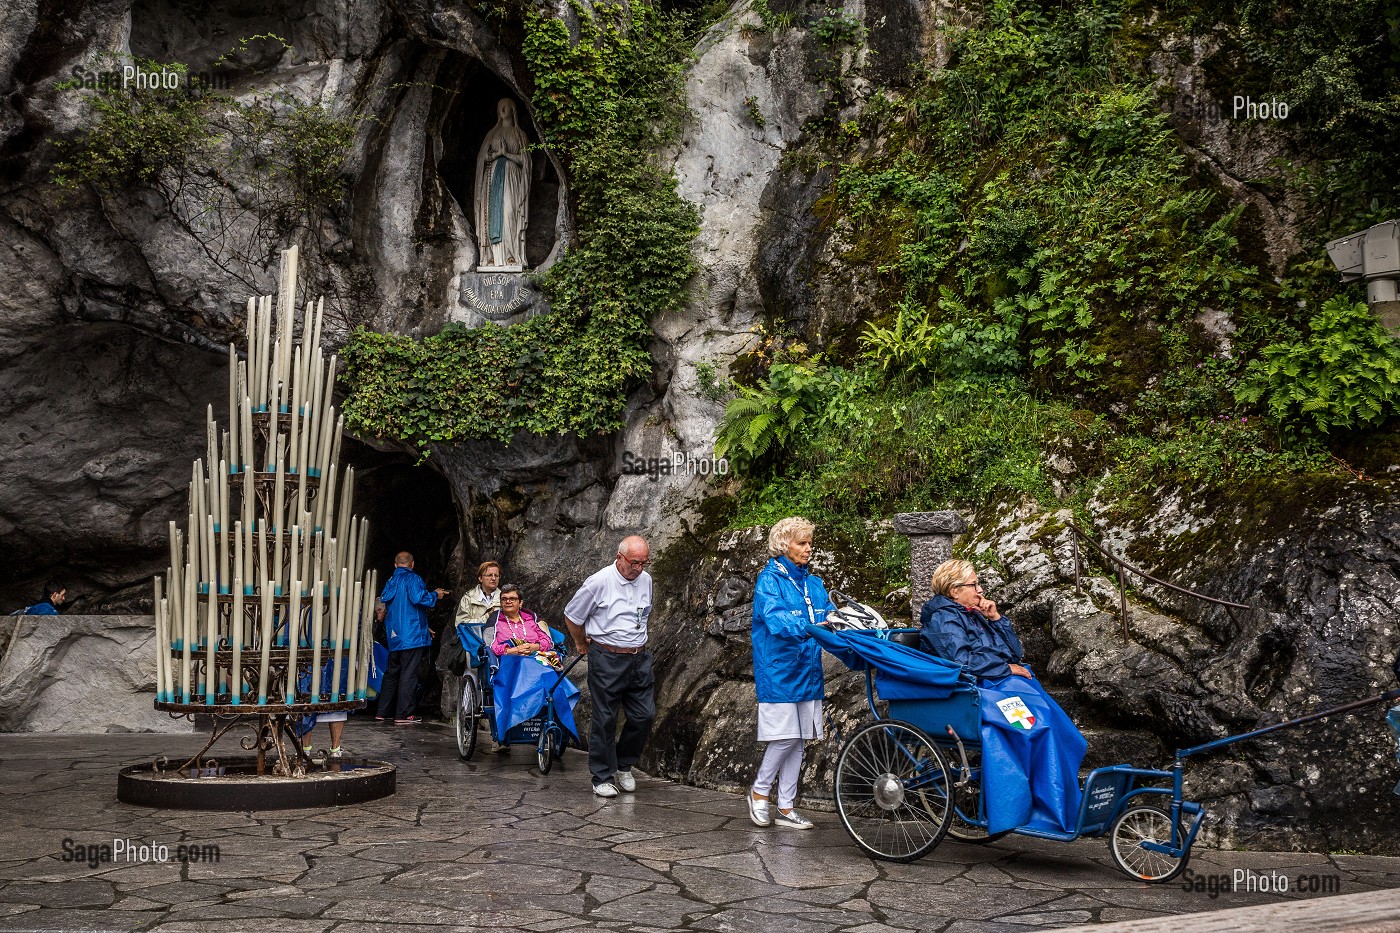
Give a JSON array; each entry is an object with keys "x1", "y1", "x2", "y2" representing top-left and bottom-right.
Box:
[
  {"x1": 945, "y1": 767, "x2": 1012, "y2": 845},
  {"x1": 835, "y1": 720, "x2": 952, "y2": 862},
  {"x1": 1108, "y1": 805, "x2": 1191, "y2": 883},
  {"x1": 536, "y1": 726, "x2": 561, "y2": 775},
  {"x1": 456, "y1": 678, "x2": 480, "y2": 760}
]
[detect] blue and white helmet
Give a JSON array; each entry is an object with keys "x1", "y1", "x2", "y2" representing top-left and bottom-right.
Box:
[{"x1": 826, "y1": 591, "x2": 889, "y2": 631}]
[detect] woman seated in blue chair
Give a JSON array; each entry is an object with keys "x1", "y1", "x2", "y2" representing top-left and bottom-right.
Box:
[{"x1": 919, "y1": 559, "x2": 1087, "y2": 835}]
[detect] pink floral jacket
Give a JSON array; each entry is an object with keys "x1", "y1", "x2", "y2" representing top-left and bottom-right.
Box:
[{"x1": 489, "y1": 609, "x2": 554, "y2": 657}]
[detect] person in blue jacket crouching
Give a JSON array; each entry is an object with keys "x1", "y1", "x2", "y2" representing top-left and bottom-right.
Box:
[{"x1": 748, "y1": 517, "x2": 835, "y2": 830}]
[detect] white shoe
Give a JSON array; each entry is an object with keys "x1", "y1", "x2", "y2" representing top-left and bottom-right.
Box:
[
  {"x1": 328, "y1": 747, "x2": 344, "y2": 759},
  {"x1": 593, "y1": 782, "x2": 619, "y2": 798},
  {"x1": 616, "y1": 770, "x2": 637, "y2": 792},
  {"x1": 774, "y1": 809, "x2": 815, "y2": 830},
  {"x1": 748, "y1": 792, "x2": 771, "y2": 827}
]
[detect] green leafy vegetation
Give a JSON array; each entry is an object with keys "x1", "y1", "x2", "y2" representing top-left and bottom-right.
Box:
[
  {"x1": 52, "y1": 45, "x2": 360, "y2": 278},
  {"x1": 341, "y1": 1, "x2": 700, "y2": 448},
  {"x1": 721, "y1": 0, "x2": 1398, "y2": 576},
  {"x1": 1237, "y1": 297, "x2": 1400, "y2": 435}
]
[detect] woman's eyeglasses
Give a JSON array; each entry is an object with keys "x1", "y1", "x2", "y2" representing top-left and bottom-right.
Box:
[{"x1": 952, "y1": 581, "x2": 984, "y2": 591}]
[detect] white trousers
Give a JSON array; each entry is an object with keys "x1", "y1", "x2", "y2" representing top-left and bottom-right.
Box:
[{"x1": 753, "y1": 737, "x2": 805, "y2": 809}]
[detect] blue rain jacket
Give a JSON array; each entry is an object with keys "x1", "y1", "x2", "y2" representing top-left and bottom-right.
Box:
[
  {"x1": 379, "y1": 567, "x2": 438, "y2": 651},
  {"x1": 21, "y1": 602, "x2": 58, "y2": 615},
  {"x1": 751, "y1": 557, "x2": 834, "y2": 703},
  {"x1": 918, "y1": 594, "x2": 1025, "y2": 681}
]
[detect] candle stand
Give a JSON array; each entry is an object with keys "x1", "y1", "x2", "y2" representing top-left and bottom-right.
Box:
[{"x1": 118, "y1": 247, "x2": 396, "y2": 810}]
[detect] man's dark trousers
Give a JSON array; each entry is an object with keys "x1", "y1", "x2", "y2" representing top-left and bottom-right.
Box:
[
  {"x1": 378, "y1": 646, "x2": 429, "y2": 719},
  {"x1": 587, "y1": 648, "x2": 656, "y2": 786}
]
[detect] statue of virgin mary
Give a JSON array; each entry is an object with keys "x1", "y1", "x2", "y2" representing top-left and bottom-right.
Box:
[{"x1": 474, "y1": 98, "x2": 532, "y2": 271}]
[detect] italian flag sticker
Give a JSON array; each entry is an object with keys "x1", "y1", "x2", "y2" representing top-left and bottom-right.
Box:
[{"x1": 997, "y1": 696, "x2": 1036, "y2": 730}]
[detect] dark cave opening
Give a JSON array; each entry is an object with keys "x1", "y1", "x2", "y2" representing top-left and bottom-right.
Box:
[{"x1": 342, "y1": 440, "x2": 462, "y2": 717}]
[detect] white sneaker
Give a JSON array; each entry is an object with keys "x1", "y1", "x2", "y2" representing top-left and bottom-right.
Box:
[
  {"x1": 593, "y1": 782, "x2": 619, "y2": 798},
  {"x1": 748, "y1": 792, "x2": 772, "y2": 827},
  {"x1": 328, "y1": 747, "x2": 344, "y2": 759},
  {"x1": 616, "y1": 770, "x2": 637, "y2": 792},
  {"x1": 774, "y1": 809, "x2": 815, "y2": 830}
]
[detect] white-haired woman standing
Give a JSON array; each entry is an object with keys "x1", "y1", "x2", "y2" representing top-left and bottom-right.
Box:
[{"x1": 748, "y1": 516, "x2": 835, "y2": 829}]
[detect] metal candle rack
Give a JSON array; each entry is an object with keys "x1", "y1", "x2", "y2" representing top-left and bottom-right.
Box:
[{"x1": 150, "y1": 246, "x2": 378, "y2": 778}]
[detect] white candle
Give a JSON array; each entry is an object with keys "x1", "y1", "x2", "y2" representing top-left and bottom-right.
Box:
[
  {"x1": 218, "y1": 461, "x2": 229, "y2": 594},
  {"x1": 288, "y1": 350, "x2": 303, "y2": 474},
  {"x1": 258, "y1": 296, "x2": 272, "y2": 411},
  {"x1": 257, "y1": 581, "x2": 273, "y2": 704},
  {"x1": 182, "y1": 565, "x2": 196, "y2": 703},
  {"x1": 311, "y1": 296, "x2": 325, "y2": 361},
  {"x1": 355, "y1": 517, "x2": 370, "y2": 578},
  {"x1": 329, "y1": 567, "x2": 347, "y2": 700},
  {"x1": 295, "y1": 405, "x2": 311, "y2": 522},
  {"x1": 152, "y1": 575, "x2": 165, "y2": 702},
  {"x1": 345, "y1": 580, "x2": 363, "y2": 703},
  {"x1": 205, "y1": 513, "x2": 217, "y2": 704},
  {"x1": 286, "y1": 573, "x2": 300, "y2": 704},
  {"x1": 319, "y1": 357, "x2": 339, "y2": 474},
  {"x1": 316, "y1": 463, "x2": 336, "y2": 535},
  {"x1": 206, "y1": 406, "x2": 217, "y2": 478},
  {"x1": 245, "y1": 297, "x2": 257, "y2": 402},
  {"x1": 242, "y1": 394, "x2": 256, "y2": 481},
  {"x1": 231, "y1": 572, "x2": 243, "y2": 705},
  {"x1": 329, "y1": 414, "x2": 344, "y2": 481},
  {"x1": 167, "y1": 562, "x2": 181, "y2": 688},
  {"x1": 304, "y1": 352, "x2": 324, "y2": 479},
  {"x1": 228, "y1": 345, "x2": 239, "y2": 471},
  {"x1": 335, "y1": 467, "x2": 355, "y2": 557},
  {"x1": 236, "y1": 363, "x2": 249, "y2": 472},
  {"x1": 309, "y1": 567, "x2": 324, "y2": 703},
  {"x1": 359, "y1": 569, "x2": 378, "y2": 698},
  {"x1": 272, "y1": 433, "x2": 286, "y2": 534},
  {"x1": 272, "y1": 443, "x2": 286, "y2": 598},
  {"x1": 234, "y1": 517, "x2": 245, "y2": 643}
]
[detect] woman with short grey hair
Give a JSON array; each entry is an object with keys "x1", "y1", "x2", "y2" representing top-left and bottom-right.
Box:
[{"x1": 747, "y1": 516, "x2": 834, "y2": 830}]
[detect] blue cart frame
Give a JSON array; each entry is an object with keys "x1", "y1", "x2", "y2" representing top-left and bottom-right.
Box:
[
  {"x1": 823, "y1": 627, "x2": 1399, "y2": 882},
  {"x1": 453, "y1": 621, "x2": 582, "y2": 774}
]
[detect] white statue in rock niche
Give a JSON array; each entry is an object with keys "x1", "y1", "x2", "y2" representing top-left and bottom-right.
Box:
[{"x1": 475, "y1": 98, "x2": 532, "y2": 272}]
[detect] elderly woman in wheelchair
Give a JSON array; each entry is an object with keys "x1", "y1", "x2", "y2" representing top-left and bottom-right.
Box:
[{"x1": 918, "y1": 559, "x2": 1087, "y2": 835}]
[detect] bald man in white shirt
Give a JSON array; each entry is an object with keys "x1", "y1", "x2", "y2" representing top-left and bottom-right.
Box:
[{"x1": 565, "y1": 535, "x2": 655, "y2": 798}]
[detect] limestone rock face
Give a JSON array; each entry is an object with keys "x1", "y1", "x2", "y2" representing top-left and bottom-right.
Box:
[{"x1": 0, "y1": 614, "x2": 192, "y2": 733}]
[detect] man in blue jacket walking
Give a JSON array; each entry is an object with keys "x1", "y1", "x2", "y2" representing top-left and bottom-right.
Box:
[{"x1": 377, "y1": 552, "x2": 447, "y2": 724}]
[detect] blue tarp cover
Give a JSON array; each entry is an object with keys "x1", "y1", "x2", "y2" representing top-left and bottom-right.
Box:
[
  {"x1": 810, "y1": 626, "x2": 1086, "y2": 834},
  {"x1": 492, "y1": 653, "x2": 580, "y2": 739},
  {"x1": 976, "y1": 675, "x2": 1086, "y2": 834},
  {"x1": 807, "y1": 626, "x2": 964, "y2": 699}
]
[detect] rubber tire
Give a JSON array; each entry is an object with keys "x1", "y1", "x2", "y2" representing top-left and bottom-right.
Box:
[
  {"x1": 1109, "y1": 805, "x2": 1191, "y2": 883},
  {"x1": 835, "y1": 720, "x2": 952, "y2": 863},
  {"x1": 537, "y1": 727, "x2": 559, "y2": 775},
  {"x1": 456, "y1": 678, "x2": 479, "y2": 760}
]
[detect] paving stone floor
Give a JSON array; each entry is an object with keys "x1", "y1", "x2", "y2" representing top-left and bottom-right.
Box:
[{"x1": 1, "y1": 724, "x2": 1397, "y2": 932}]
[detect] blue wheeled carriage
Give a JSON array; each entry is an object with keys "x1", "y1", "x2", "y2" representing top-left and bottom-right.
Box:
[
  {"x1": 453, "y1": 620, "x2": 582, "y2": 773},
  {"x1": 811, "y1": 620, "x2": 1400, "y2": 882}
]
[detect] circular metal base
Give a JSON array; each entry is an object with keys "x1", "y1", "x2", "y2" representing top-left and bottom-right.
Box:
[{"x1": 117, "y1": 757, "x2": 396, "y2": 810}]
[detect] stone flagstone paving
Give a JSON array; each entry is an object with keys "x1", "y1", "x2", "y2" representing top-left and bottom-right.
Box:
[{"x1": 1, "y1": 725, "x2": 1398, "y2": 932}]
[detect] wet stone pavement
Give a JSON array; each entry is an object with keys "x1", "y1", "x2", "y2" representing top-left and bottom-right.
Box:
[{"x1": 1, "y1": 725, "x2": 1398, "y2": 933}]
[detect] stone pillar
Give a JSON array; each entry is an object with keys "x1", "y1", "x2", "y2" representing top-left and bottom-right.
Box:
[{"x1": 894, "y1": 511, "x2": 967, "y2": 623}]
